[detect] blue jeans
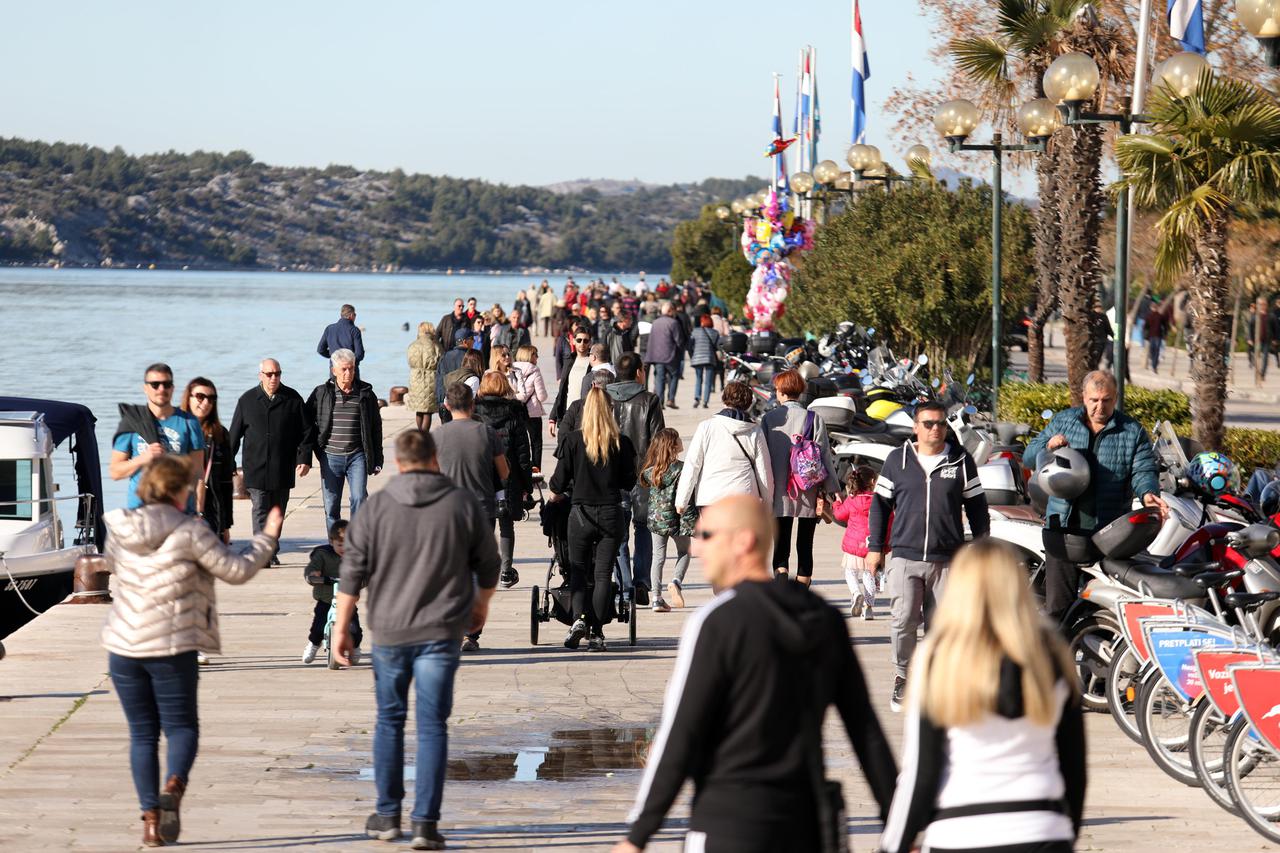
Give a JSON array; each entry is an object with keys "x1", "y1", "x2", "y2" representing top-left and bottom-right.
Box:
[
  {"x1": 372, "y1": 641, "x2": 461, "y2": 822},
  {"x1": 652, "y1": 362, "x2": 677, "y2": 404},
  {"x1": 319, "y1": 450, "x2": 368, "y2": 527},
  {"x1": 615, "y1": 493, "x2": 652, "y2": 590},
  {"x1": 109, "y1": 651, "x2": 200, "y2": 811},
  {"x1": 669, "y1": 354, "x2": 684, "y2": 400},
  {"x1": 693, "y1": 365, "x2": 715, "y2": 405}
]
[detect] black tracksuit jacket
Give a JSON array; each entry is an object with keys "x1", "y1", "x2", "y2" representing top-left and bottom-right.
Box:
[
  {"x1": 868, "y1": 441, "x2": 990, "y2": 563},
  {"x1": 624, "y1": 578, "x2": 897, "y2": 847}
]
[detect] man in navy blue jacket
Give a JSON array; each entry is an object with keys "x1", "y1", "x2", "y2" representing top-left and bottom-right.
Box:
[
  {"x1": 318, "y1": 304, "x2": 365, "y2": 366},
  {"x1": 867, "y1": 400, "x2": 989, "y2": 712}
]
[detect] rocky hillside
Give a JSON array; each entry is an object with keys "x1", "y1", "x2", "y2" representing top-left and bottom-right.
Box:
[{"x1": 0, "y1": 138, "x2": 763, "y2": 272}]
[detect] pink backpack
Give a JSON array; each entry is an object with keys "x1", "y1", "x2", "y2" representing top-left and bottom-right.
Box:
[{"x1": 787, "y1": 410, "x2": 826, "y2": 498}]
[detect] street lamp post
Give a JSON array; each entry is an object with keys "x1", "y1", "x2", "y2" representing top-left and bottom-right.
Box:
[
  {"x1": 933, "y1": 97, "x2": 1053, "y2": 412},
  {"x1": 1041, "y1": 50, "x2": 1208, "y2": 409},
  {"x1": 846, "y1": 143, "x2": 929, "y2": 190}
]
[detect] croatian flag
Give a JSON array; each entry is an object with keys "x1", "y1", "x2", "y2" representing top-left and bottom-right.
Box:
[
  {"x1": 1167, "y1": 0, "x2": 1206, "y2": 55},
  {"x1": 851, "y1": 0, "x2": 870, "y2": 143}
]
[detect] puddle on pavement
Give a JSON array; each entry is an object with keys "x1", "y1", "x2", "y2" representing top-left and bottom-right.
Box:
[{"x1": 357, "y1": 726, "x2": 654, "y2": 783}]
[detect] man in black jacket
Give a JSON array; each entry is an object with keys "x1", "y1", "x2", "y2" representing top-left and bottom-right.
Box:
[
  {"x1": 606, "y1": 353, "x2": 664, "y2": 605},
  {"x1": 318, "y1": 304, "x2": 365, "y2": 365},
  {"x1": 437, "y1": 298, "x2": 466, "y2": 351},
  {"x1": 229, "y1": 358, "x2": 314, "y2": 564},
  {"x1": 867, "y1": 400, "x2": 989, "y2": 712},
  {"x1": 435, "y1": 328, "x2": 474, "y2": 425},
  {"x1": 548, "y1": 326, "x2": 594, "y2": 436},
  {"x1": 306, "y1": 349, "x2": 384, "y2": 530},
  {"x1": 615, "y1": 495, "x2": 897, "y2": 853}
]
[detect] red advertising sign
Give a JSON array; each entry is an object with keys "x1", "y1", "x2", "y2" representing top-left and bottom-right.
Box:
[
  {"x1": 1231, "y1": 664, "x2": 1280, "y2": 754},
  {"x1": 1119, "y1": 600, "x2": 1178, "y2": 664},
  {"x1": 1194, "y1": 649, "x2": 1259, "y2": 718}
]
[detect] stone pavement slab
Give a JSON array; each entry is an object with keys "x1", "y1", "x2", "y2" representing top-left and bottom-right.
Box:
[{"x1": 0, "y1": 330, "x2": 1271, "y2": 851}]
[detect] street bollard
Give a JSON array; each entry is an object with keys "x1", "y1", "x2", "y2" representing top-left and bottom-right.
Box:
[{"x1": 66, "y1": 554, "x2": 111, "y2": 604}]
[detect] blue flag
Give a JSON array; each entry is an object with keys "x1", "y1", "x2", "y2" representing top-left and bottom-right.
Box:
[{"x1": 1167, "y1": 0, "x2": 1206, "y2": 55}]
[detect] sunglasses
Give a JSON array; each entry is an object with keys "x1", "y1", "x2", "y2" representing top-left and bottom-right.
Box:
[
  {"x1": 919, "y1": 419, "x2": 947, "y2": 430},
  {"x1": 193, "y1": 392, "x2": 217, "y2": 403},
  {"x1": 261, "y1": 371, "x2": 282, "y2": 378},
  {"x1": 146, "y1": 380, "x2": 174, "y2": 390},
  {"x1": 575, "y1": 337, "x2": 590, "y2": 344}
]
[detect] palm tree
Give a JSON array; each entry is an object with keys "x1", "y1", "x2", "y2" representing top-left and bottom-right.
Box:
[
  {"x1": 951, "y1": 1, "x2": 1131, "y2": 398},
  {"x1": 1114, "y1": 72, "x2": 1280, "y2": 449}
]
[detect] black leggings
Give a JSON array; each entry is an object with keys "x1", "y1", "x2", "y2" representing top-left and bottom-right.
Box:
[
  {"x1": 773, "y1": 516, "x2": 818, "y2": 577},
  {"x1": 568, "y1": 503, "x2": 621, "y2": 628},
  {"x1": 527, "y1": 416, "x2": 544, "y2": 470}
]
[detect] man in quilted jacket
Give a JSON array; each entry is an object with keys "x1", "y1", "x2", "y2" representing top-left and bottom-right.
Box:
[{"x1": 1024, "y1": 370, "x2": 1166, "y2": 624}]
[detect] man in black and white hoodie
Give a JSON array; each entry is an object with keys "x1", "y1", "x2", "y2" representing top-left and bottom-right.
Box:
[{"x1": 867, "y1": 400, "x2": 989, "y2": 712}]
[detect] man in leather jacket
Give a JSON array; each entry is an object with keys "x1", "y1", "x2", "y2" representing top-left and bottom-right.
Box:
[
  {"x1": 606, "y1": 353, "x2": 664, "y2": 604},
  {"x1": 306, "y1": 349, "x2": 384, "y2": 529}
]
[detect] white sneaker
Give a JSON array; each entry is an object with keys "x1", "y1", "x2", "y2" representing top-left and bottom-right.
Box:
[
  {"x1": 863, "y1": 605, "x2": 875, "y2": 621},
  {"x1": 196, "y1": 651, "x2": 210, "y2": 666},
  {"x1": 302, "y1": 642, "x2": 319, "y2": 665},
  {"x1": 350, "y1": 646, "x2": 361, "y2": 666},
  {"x1": 850, "y1": 594, "x2": 864, "y2": 618}
]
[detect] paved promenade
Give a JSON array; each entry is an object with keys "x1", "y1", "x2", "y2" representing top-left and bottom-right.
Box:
[{"x1": 0, "y1": 331, "x2": 1271, "y2": 851}]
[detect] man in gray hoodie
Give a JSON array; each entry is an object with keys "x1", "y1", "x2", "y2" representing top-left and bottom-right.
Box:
[{"x1": 334, "y1": 429, "x2": 499, "y2": 850}]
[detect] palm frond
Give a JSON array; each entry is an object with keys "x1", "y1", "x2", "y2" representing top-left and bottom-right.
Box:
[{"x1": 950, "y1": 36, "x2": 1012, "y2": 87}]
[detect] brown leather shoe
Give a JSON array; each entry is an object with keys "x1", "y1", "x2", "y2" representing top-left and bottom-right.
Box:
[
  {"x1": 158, "y1": 775, "x2": 185, "y2": 842},
  {"x1": 141, "y1": 809, "x2": 164, "y2": 847}
]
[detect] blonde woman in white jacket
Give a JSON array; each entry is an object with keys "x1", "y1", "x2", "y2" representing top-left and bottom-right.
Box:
[
  {"x1": 674, "y1": 381, "x2": 774, "y2": 515},
  {"x1": 102, "y1": 455, "x2": 281, "y2": 848}
]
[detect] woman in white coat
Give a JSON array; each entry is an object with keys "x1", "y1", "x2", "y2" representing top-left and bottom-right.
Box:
[
  {"x1": 674, "y1": 381, "x2": 773, "y2": 515},
  {"x1": 102, "y1": 455, "x2": 281, "y2": 847}
]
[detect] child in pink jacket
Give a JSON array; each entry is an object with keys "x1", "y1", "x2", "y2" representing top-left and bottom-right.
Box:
[{"x1": 832, "y1": 465, "x2": 888, "y2": 620}]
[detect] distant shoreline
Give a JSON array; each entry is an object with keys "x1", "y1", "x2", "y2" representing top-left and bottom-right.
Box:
[{"x1": 0, "y1": 262, "x2": 668, "y2": 278}]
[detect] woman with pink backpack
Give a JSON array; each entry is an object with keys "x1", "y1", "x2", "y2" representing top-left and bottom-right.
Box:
[{"x1": 761, "y1": 369, "x2": 839, "y2": 586}]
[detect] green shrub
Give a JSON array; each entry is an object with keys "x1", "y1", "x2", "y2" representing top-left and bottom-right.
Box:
[{"x1": 997, "y1": 382, "x2": 1191, "y2": 431}]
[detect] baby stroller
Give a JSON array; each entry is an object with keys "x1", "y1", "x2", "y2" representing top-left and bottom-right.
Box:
[{"x1": 530, "y1": 491, "x2": 637, "y2": 647}]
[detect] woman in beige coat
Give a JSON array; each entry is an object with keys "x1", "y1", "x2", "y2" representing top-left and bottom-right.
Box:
[
  {"x1": 103, "y1": 456, "x2": 281, "y2": 847},
  {"x1": 406, "y1": 320, "x2": 442, "y2": 430}
]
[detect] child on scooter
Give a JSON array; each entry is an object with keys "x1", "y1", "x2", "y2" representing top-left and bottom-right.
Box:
[
  {"x1": 301, "y1": 520, "x2": 363, "y2": 665},
  {"x1": 833, "y1": 465, "x2": 888, "y2": 620}
]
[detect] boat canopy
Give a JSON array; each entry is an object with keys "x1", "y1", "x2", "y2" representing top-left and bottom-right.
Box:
[{"x1": 0, "y1": 397, "x2": 104, "y2": 547}]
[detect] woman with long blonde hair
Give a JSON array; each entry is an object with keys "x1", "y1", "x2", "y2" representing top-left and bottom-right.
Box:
[
  {"x1": 548, "y1": 386, "x2": 636, "y2": 652},
  {"x1": 880, "y1": 539, "x2": 1085, "y2": 853}
]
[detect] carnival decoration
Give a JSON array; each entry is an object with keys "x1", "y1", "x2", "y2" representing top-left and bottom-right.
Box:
[
  {"x1": 741, "y1": 190, "x2": 814, "y2": 330},
  {"x1": 763, "y1": 136, "x2": 797, "y2": 157}
]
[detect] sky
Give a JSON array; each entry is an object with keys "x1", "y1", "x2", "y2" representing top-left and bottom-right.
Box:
[{"x1": 1, "y1": 1, "x2": 949, "y2": 188}]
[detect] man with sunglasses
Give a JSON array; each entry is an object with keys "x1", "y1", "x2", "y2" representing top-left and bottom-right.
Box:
[
  {"x1": 866, "y1": 400, "x2": 989, "y2": 713},
  {"x1": 547, "y1": 325, "x2": 594, "y2": 438},
  {"x1": 110, "y1": 363, "x2": 206, "y2": 510},
  {"x1": 229, "y1": 359, "x2": 314, "y2": 564}
]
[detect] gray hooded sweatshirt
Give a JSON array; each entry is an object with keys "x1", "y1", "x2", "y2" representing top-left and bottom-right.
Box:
[{"x1": 340, "y1": 470, "x2": 500, "y2": 646}]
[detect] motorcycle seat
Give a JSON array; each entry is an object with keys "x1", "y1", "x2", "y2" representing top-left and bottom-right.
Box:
[
  {"x1": 1100, "y1": 559, "x2": 1206, "y2": 600},
  {"x1": 1223, "y1": 591, "x2": 1280, "y2": 610}
]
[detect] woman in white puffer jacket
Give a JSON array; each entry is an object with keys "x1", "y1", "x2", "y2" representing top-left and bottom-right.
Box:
[
  {"x1": 674, "y1": 381, "x2": 774, "y2": 515},
  {"x1": 102, "y1": 455, "x2": 281, "y2": 848}
]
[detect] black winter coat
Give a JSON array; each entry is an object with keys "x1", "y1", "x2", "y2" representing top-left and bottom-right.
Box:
[
  {"x1": 229, "y1": 384, "x2": 313, "y2": 490},
  {"x1": 305, "y1": 379, "x2": 384, "y2": 471},
  {"x1": 474, "y1": 396, "x2": 533, "y2": 499}
]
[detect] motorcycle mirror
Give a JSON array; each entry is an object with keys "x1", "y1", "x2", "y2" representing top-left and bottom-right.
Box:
[
  {"x1": 931, "y1": 377, "x2": 941, "y2": 388},
  {"x1": 917, "y1": 353, "x2": 929, "y2": 365},
  {"x1": 866, "y1": 327, "x2": 875, "y2": 337},
  {"x1": 964, "y1": 405, "x2": 978, "y2": 416},
  {"x1": 860, "y1": 373, "x2": 874, "y2": 387},
  {"x1": 966, "y1": 373, "x2": 975, "y2": 386},
  {"x1": 1040, "y1": 409, "x2": 1054, "y2": 420}
]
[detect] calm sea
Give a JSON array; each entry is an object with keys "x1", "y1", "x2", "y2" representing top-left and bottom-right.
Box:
[{"x1": 0, "y1": 267, "x2": 641, "y2": 512}]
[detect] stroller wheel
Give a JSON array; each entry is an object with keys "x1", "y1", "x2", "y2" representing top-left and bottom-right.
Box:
[
  {"x1": 530, "y1": 585, "x2": 541, "y2": 646},
  {"x1": 629, "y1": 596, "x2": 638, "y2": 647}
]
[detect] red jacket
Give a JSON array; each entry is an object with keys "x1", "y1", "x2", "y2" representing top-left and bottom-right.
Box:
[{"x1": 833, "y1": 493, "x2": 891, "y2": 557}]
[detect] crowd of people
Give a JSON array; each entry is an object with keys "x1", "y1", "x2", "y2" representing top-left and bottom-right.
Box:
[{"x1": 96, "y1": 280, "x2": 1091, "y2": 853}]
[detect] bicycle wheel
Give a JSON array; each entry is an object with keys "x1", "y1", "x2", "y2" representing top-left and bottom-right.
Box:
[
  {"x1": 1069, "y1": 613, "x2": 1121, "y2": 713},
  {"x1": 1190, "y1": 704, "x2": 1242, "y2": 816},
  {"x1": 1225, "y1": 718, "x2": 1280, "y2": 843},
  {"x1": 1105, "y1": 639, "x2": 1143, "y2": 744},
  {"x1": 1136, "y1": 672, "x2": 1198, "y2": 787}
]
